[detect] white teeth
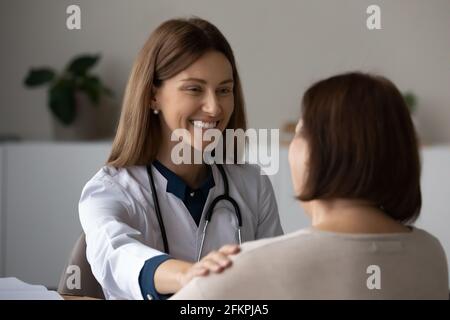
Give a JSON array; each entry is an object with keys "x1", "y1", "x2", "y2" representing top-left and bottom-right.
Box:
[{"x1": 191, "y1": 121, "x2": 217, "y2": 129}]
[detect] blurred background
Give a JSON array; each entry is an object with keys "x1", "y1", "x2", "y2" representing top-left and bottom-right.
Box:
[{"x1": 0, "y1": 0, "x2": 449, "y2": 289}]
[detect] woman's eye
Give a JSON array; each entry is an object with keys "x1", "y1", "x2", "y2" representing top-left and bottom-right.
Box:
[
  {"x1": 185, "y1": 86, "x2": 202, "y2": 93},
  {"x1": 218, "y1": 87, "x2": 232, "y2": 95}
]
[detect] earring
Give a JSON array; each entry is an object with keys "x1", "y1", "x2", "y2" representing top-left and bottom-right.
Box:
[{"x1": 153, "y1": 109, "x2": 159, "y2": 115}]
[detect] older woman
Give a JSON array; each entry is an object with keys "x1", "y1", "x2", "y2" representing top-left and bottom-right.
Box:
[{"x1": 172, "y1": 72, "x2": 449, "y2": 299}]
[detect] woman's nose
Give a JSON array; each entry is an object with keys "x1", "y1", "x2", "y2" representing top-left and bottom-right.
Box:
[{"x1": 202, "y1": 91, "x2": 221, "y2": 116}]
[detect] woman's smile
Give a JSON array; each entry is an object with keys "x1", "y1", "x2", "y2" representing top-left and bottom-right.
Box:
[{"x1": 189, "y1": 120, "x2": 219, "y2": 129}]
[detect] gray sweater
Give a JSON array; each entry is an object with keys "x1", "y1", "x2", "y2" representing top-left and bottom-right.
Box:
[{"x1": 172, "y1": 227, "x2": 449, "y2": 299}]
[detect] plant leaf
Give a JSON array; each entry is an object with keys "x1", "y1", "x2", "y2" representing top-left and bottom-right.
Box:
[
  {"x1": 49, "y1": 80, "x2": 76, "y2": 125},
  {"x1": 79, "y1": 76, "x2": 101, "y2": 105},
  {"x1": 24, "y1": 68, "x2": 55, "y2": 87},
  {"x1": 67, "y1": 54, "x2": 100, "y2": 76},
  {"x1": 102, "y1": 86, "x2": 114, "y2": 97},
  {"x1": 403, "y1": 91, "x2": 417, "y2": 113}
]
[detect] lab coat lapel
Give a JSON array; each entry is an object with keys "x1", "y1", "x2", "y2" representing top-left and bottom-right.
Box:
[{"x1": 150, "y1": 166, "x2": 198, "y2": 258}]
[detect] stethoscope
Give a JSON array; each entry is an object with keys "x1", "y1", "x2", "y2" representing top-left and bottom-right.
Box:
[{"x1": 146, "y1": 163, "x2": 242, "y2": 262}]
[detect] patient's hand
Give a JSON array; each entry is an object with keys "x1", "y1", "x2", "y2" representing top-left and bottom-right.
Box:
[{"x1": 177, "y1": 244, "x2": 240, "y2": 288}]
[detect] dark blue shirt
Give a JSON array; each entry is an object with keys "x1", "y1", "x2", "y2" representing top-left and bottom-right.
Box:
[
  {"x1": 139, "y1": 161, "x2": 215, "y2": 300},
  {"x1": 152, "y1": 160, "x2": 215, "y2": 226}
]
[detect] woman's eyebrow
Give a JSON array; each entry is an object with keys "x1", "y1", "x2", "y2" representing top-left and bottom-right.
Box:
[
  {"x1": 219, "y1": 79, "x2": 234, "y2": 85},
  {"x1": 180, "y1": 78, "x2": 234, "y2": 85}
]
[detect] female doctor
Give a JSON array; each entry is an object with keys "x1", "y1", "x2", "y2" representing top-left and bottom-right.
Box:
[{"x1": 79, "y1": 17, "x2": 284, "y2": 300}]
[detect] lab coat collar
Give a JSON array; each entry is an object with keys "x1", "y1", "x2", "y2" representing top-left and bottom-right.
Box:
[{"x1": 152, "y1": 160, "x2": 215, "y2": 201}]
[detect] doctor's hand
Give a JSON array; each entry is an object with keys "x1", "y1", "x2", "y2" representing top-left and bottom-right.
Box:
[
  {"x1": 178, "y1": 244, "x2": 240, "y2": 288},
  {"x1": 154, "y1": 244, "x2": 240, "y2": 294}
]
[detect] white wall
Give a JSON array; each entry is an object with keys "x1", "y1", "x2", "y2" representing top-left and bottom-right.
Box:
[
  {"x1": 1, "y1": 0, "x2": 450, "y2": 143},
  {"x1": 0, "y1": 142, "x2": 111, "y2": 287}
]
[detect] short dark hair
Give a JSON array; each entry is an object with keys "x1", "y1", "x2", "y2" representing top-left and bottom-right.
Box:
[{"x1": 298, "y1": 72, "x2": 421, "y2": 224}]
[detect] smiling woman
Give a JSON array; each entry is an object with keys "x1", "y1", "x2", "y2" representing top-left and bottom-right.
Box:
[
  {"x1": 107, "y1": 18, "x2": 246, "y2": 171},
  {"x1": 76, "y1": 17, "x2": 284, "y2": 300},
  {"x1": 154, "y1": 50, "x2": 235, "y2": 158}
]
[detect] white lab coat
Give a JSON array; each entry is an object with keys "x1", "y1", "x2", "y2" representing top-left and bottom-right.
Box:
[{"x1": 78, "y1": 163, "x2": 283, "y2": 300}]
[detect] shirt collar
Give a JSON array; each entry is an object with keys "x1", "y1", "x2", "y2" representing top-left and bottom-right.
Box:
[{"x1": 152, "y1": 160, "x2": 215, "y2": 201}]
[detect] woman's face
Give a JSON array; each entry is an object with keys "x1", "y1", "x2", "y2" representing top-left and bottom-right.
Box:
[
  {"x1": 288, "y1": 119, "x2": 309, "y2": 196},
  {"x1": 154, "y1": 50, "x2": 235, "y2": 153}
]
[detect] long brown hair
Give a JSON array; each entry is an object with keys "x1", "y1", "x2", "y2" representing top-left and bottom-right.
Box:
[
  {"x1": 297, "y1": 72, "x2": 421, "y2": 223},
  {"x1": 107, "y1": 17, "x2": 247, "y2": 167}
]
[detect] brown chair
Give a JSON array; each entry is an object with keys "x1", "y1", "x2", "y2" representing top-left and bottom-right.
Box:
[{"x1": 57, "y1": 233, "x2": 105, "y2": 299}]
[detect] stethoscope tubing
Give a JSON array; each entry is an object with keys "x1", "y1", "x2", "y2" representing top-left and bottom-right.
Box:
[{"x1": 147, "y1": 163, "x2": 242, "y2": 262}]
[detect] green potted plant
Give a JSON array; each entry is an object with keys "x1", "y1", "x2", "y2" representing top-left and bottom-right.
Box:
[
  {"x1": 403, "y1": 91, "x2": 418, "y2": 114},
  {"x1": 24, "y1": 54, "x2": 114, "y2": 140},
  {"x1": 403, "y1": 91, "x2": 421, "y2": 140}
]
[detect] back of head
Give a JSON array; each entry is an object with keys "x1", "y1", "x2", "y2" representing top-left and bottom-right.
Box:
[{"x1": 298, "y1": 72, "x2": 421, "y2": 223}]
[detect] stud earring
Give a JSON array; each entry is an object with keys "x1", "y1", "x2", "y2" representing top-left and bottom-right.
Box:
[{"x1": 153, "y1": 109, "x2": 159, "y2": 115}]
